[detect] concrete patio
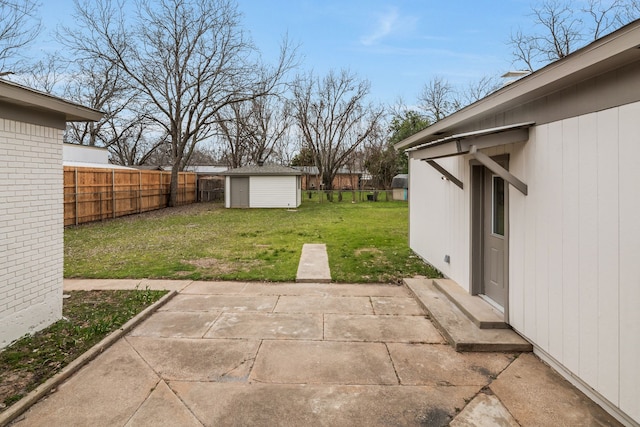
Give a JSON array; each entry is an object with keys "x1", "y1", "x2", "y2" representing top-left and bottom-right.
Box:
[{"x1": 8, "y1": 280, "x2": 622, "y2": 426}]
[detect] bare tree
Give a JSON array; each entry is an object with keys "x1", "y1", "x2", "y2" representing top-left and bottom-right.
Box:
[
  {"x1": 13, "y1": 53, "x2": 65, "y2": 93},
  {"x1": 244, "y1": 95, "x2": 292, "y2": 165},
  {"x1": 0, "y1": 0, "x2": 41, "y2": 73},
  {"x1": 107, "y1": 123, "x2": 166, "y2": 166},
  {"x1": 64, "y1": 0, "x2": 296, "y2": 206},
  {"x1": 215, "y1": 94, "x2": 291, "y2": 168},
  {"x1": 509, "y1": 0, "x2": 640, "y2": 71},
  {"x1": 459, "y1": 75, "x2": 502, "y2": 106},
  {"x1": 215, "y1": 101, "x2": 252, "y2": 168},
  {"x1": 62, "y1": 57, "x2": 136, "y2": 146},
  {"x1": 418, "y1": 76, "x2": 459, "y2": 123},
  {"x1": 291, "y1": 69, "x2": 385, "y2": 191},
  {"x1": 586, "y1": 0, "x2": 627, "y2": 39},
  {"x1": 621, "y1": 0, "x2": 640, "y2": 22}
]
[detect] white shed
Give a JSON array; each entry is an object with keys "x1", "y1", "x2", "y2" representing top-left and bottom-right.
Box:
[
  {"x1": 396, "y1": 20, "x2": 640, "y2": 426},
  {"x1": 391, "y1": 174, "x2": 408, "y2": 201},
  {"x1": 0, "y1": 80, "x2": 102, "y2": 349},
  {"x1": 222, "y1": 164, "x2": 302, "y2": 208}
]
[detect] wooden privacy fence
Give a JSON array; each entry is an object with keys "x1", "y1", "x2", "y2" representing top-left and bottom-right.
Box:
[{"x1": 64, "y1": 167, "x2": 197, "y2": 226}]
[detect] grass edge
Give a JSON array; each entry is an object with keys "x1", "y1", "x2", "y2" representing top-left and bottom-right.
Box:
[{"x1": 0, "y1": 290, "x2": 178, "y2": 427}]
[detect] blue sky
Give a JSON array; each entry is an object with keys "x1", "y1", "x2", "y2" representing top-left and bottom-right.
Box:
[{"x1": 38, "y1": 0, "x2": 535, "y2": 107}]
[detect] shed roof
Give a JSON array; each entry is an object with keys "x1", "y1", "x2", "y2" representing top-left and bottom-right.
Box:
[
  {"x1": 391, "y1": 174, "x2": 408, "y2": 189},
  {"x1": 0, "y1": 79, "x2": 103, "y2": 122},
  {"x1": 395, "y1": 19, "x2": 640, "y2": 151},
  {"x1": 221, "y1": 164, "x2": 302, "y2": 176}
]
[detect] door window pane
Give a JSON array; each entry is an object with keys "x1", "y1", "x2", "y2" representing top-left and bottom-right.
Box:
[{"x1": 492, "y1": 175, "x2": 505, "y2": 236}]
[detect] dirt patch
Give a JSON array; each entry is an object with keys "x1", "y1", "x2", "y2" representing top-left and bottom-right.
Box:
[
  {"x1": 120, "y1": 202, "x2": 221, "y2": 222},
  {"x1": 0, "y1": 290, "x2": 167, "y2": 412},
  {"x1": 184, "y1": 258, "x2": 262, "y2": 274},
  {"x1": 185, "y1": 258, "x2": 233, "y2": 271},
  {"x1": 354, "y1": 248, "x2": 383, "y2": 256}
]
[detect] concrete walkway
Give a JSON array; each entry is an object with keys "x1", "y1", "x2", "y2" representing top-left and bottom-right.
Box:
[
  {"x1": 9, "y1": 280, "x2": 622, "y2": 426},
  {"x1": 296, "y1": 243, "x2": 331, "y2": 283}
]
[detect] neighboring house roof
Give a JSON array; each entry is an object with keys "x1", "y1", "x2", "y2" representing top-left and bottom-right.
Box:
[
  {"x1": 391, "y1": 174, "x2": 408, "y2": 189},
  {"x1": 292, "y1": 166, "x2": 363, "y2": 175},
  {"x1": 395, "y1": 19, "x2": 640, "y2": 151},
  {"x1": 0, "y1": 79, "x2": 103, "y2": 122},
  {"x1": 131, "y1": 165, "x2": 165, "y2": 171},
  {"x1": 184, "y1": 165, "x2": 228, "y2": 174},
  {"x1": 221, "y1": 164, "x2": 302, "y2": 176},
  {"x1": 63, "y1": 161, "x2": 137, "y2": 170}
]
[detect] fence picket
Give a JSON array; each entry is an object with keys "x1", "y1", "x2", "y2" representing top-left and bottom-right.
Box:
[{"x1": 64, "y1": 167, "x2": 197, "y2": 226}]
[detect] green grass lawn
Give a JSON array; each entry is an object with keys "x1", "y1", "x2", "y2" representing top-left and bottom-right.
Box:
[
  {"x1": 64, "y1": 200, "x2": 440, "y2": 283},
  {"x1": 0, "y1": 289, "x2": 167, "y2": 411}
]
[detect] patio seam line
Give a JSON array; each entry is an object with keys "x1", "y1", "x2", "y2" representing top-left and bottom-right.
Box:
[
  {"x1": 272, "y1": 295, "x2": 281, "y2": 313},
  {"x1": 123, "y1": 335, "x2": 165, "y2": 382},
  {"x1": 201, "y1": 311, "x2": 224, "y2": 338},
  {"x1": 164, "y1": 379, "x2": 207, "y2": 427},
  {"x1": 122, "y1": 377, "x2": 163, "y2": 427},
  {"x1": 485, "y1": 356, "x2": 523, "y2": 424},
  {"x1": 248, "y1": 339, "x2": 266, "y2": 384},
  {"x1": 0, "y1": 289, "x2": 178, "y2": 427},
  {"x1": 384, "y1": 343, "x2": 402, "y2": 385},
  {"x1": 322, "y1": 313, "x2": 326, "y2": 340},
  {"x1": 450, "y1": 355, "x2": 523, "y2": 426},
  {"x1": 490, "y1": 389, "x2": 522, "y2": 427}
]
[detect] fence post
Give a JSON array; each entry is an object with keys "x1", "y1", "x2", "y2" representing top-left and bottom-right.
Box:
[
  {"x1": 74, "y1": 168, "x2": 78, "y2": 226},
  {"x1": 112, "y1": 169, "x2": 116, "y2": 218},
  {"x1": 138, "y1": 171, "x2": 142, "y2": 213}
]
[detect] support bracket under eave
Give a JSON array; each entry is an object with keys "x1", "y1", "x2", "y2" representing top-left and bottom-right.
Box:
[
  {"x1": 423, "y1": 159, "x2": 464, "y2": 189},
  {"x1": 469, "y1": 145, "x2": 528, "y2": 195}
]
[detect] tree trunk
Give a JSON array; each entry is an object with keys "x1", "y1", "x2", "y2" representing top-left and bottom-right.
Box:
[
  {"x1": 169, "y1": 164, "x2": 179, "y2": 207},
  {"x1": 322, "y1": 172, "x2": 333, "y2": 191}
]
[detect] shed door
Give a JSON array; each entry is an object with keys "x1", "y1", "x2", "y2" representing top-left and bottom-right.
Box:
[
  {"x1": 230, "y1": 177, "x2": 249, "y2": 208},
  {"x1": 482, "y1": 170, "x2": 506, "y2": 307}
]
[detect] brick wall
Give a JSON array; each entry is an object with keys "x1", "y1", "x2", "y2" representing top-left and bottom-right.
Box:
[
  {"x1": 301, "y1": 173, "x2": 360, "y2": 190},
  {"x1": 0, "y1": 118, "x2": 64, "y2": 349}
]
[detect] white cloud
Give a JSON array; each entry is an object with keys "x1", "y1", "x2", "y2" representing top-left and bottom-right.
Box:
[{"x1": 360, "y1": 7, "x2": 416, "y2": 46}]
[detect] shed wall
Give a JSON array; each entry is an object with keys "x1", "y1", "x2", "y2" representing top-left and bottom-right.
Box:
[
  {"x1": 250, "y1": 175, "x2": 300, "y2": 208},
  {"x1": 0, "y1": 118, "x2": 64, "y2": 348},
  {"x1": 224, "y1": 176, "x2": 231, "y2": 208}
]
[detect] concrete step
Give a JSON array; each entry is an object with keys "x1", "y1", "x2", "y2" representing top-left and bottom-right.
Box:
[
  {"x1": 433, "y1": 278, "x2": 508, "y2": 329},
  {"x1": 296, "y1": 243, "x2": 331, "y2": 283},
  {"x1": 404, "y1": 278, "x2": 532, "y2": 352}
]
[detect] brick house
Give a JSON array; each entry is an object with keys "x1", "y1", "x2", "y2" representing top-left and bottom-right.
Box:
[
  {"x1": 294, "y1": 166, "x2": 363, "y2": 190},
  {"x1": 0, "y1": 80, "x2": 102, "y2": 349}
]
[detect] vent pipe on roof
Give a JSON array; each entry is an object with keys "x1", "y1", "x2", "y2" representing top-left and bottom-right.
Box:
[
  {"x1": 501, "y1": 70, "x2": 530, "y2": 86},
  {"x1": 257, "y1": 159, "x2": 264, "y2": 166}
]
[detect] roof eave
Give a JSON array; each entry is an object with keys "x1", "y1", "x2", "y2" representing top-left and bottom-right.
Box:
[
  {"x1": 395, "y1": 19, "x2": 640, "y2": 151},
  {"x1": 0, "y1": 79, "x2": 103, "y2": 122}
]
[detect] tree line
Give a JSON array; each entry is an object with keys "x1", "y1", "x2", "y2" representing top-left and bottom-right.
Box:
[{"x1": 1, "y1": 0, "x2": 639, "y2": 204}]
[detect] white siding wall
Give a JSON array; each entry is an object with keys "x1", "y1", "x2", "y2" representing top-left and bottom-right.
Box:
[
  {"x1": 224, "y1": 176, "x2": 231, "y2": 208},
  {"x1": 509, "y1": 102, "x2": 640, "y2": 422},
  {"x1": 410, "y1": 103, "x2": 640, "y2": 422},
  {"x1": 408, "y1": 155, "x2": 470, "y2": 288},
  {"x1": 250, "y1": 176, "x2": 300, "y2": 208},
  {"x1": 0, "y1": 119, "x2": 64, "y2": 349}
]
